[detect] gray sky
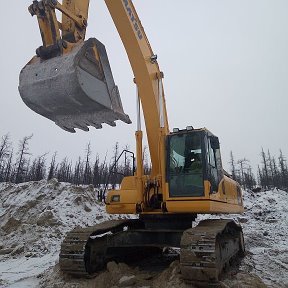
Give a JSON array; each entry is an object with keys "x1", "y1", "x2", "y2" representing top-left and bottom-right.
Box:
[{"x1": 1, "y1": 0, "x2": 288, "y2": 173}]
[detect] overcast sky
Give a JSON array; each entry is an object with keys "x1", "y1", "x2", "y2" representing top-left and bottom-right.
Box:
[{"x1": 1, "y1": 0, "x2": 288, "y2": 173}]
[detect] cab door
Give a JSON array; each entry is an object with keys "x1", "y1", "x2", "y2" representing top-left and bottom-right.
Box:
[{"x1": 206, "y1": 135, "x2": 224, "y2": 192}]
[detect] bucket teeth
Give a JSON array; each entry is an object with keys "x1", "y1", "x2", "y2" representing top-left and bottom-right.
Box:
[
  {"x1": 89, "y1": 122, "x2": 102, "y2": 130},
  {"x1": 94, "y1": 124, "x2": 103, "y2": 129},
  {"x1": 61, "y1": 126, "x2": 76, "y2": 133},
  {"x1": 19, "y1": 38, "x2": 131, "y2": 133},
  {"x1": 106, "y1": 121, "x2": 116, "y2": 127},
  {"x1": 75, "y1": 124, "x2": 90, "y2": 132}
]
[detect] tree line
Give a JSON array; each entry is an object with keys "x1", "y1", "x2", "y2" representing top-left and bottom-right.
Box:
[
  {"x1": 0, "y1": 133, "x2": 287, "y2": 192},
  {"x1": 0, "y1": 134, "x2": 151, "y2": 188},
  {"x1": 230, "y1": 149, "x2": 288, "y2": 191}
]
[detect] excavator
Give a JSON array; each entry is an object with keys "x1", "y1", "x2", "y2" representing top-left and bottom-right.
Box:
[{"x1": 19, "y1": 0, "x2": 245, "y2": 286}]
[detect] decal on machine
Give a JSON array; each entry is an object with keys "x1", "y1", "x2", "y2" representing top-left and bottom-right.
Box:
[{"x1": 123, "y1": 0, "x2": 143, "y2": 40}]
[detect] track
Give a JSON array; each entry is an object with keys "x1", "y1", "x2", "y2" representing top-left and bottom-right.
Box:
[
  {"x1": 59, "y1": 219, "x2": 140, "y2": 277},
  {"x1": 180, "y1": 219, "x2": 245, "y2": 286}
]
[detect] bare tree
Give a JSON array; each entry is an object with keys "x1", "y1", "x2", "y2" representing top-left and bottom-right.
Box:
[
  {"x1": 92, "y1": 154, "x2": 100, "y2": 187},
  {"x1": 278, "y1": 150, "x2": 288, "y2": 190},
  {"x1": 229, "y1": 151, "x2": 237, "y2": 180},
  {"x1": 122, "y1": 144, "x2": 133, "y2": 177},
  {"x1": 74, "y1": 157, "x2": 83, "y2": 185},
  {"x1": 271, "y1": 156, "x2": 280, "y2": 188},
  {"x1": 244, "y1": 165, "x2": 256, "y2": 190},
  {"x1": 0, "y1": 134, "x2": 11, "y2": 164},
  {"x1": 100, "y1": 152, "x2": 108, "y2": 185},
  {"x1": 267, "y1": 150, "x2": 277, "y2": 187},
  {"x1": 48, "y1": 152, "x2": 57, "y2": 180},
  {"x1": 14, "y1": 135, "x2": 33, "y2": 183},
  {"x1": 143, "y1": 145, "x2": 151, "y2": 175},
  {"x1": 2, "y1": 149, "x2": 13, "y2": 183},
  {"x1": 28, "y1": 153, "x2": 47, "y2": 181},
  {"x1": 237, "y1": 158, "x2": 249, "y2": 188},
  {"x1": 0, "y1": 134, "x2": 12, "y2": 180},
  {"x1": 260, "y1": 148, "x2": 269, "y2": 189},
  {"x1": 83, "y1": 142, "x2": 92, "y2": 184},
  {"x1": 111, "y1": 142, "x2": 119, "y2": 189},
  {"x1": 57, "y1": 157, "x2": 71, "y2": 182}
]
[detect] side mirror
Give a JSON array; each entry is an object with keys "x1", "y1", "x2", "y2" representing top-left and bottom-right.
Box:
[{"x1": 210, "y1": 137, "x2": 220, "y2": 150}]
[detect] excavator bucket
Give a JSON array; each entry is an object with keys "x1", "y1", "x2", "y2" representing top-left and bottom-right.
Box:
[{"x1": 19, "y1": 38, "x2": 131, "y2": 133}]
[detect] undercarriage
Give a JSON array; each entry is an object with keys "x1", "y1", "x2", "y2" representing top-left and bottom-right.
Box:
[{"x1": 59, "y1": 215, "x2": 244, "y2": 285}]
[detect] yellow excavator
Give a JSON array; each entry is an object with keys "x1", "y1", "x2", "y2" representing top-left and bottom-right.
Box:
[{"x1": 19, "y1": 0, "x2": 245, "y2": 285}]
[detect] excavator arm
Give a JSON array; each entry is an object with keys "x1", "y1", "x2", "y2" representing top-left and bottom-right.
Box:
[
  {"x1": 28, "y1": 0, "x2": 89, "y2": 57},
  {"x1": 20, "y1": 0, "x2": 169, "y2": 178}
]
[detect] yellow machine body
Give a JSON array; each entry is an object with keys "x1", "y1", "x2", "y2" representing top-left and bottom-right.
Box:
[
  {"x1": 107, "y1": 177, "x2": 243, "y2": 215},
  {"x1": 107, "y1": 128, "x2": 244, "y2": 215}
]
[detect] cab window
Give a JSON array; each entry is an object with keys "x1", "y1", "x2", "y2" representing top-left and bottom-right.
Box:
[{"x1": 168, "y1": 132, "x2": 204, "y2": 197}]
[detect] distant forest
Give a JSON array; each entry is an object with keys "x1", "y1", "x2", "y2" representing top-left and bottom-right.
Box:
[
  {"x1": 0, "y1": 134, "x2": 147, "y2": 189},
  {"x1": 0, "y1": 133, "x2": 287, "y2": 191},
  {"x1": 229, "y1": 150, "x2": 288, "y2": 191}
]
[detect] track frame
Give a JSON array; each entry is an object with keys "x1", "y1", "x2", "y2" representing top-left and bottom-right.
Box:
[{"x1": 59, "y1": 218, "x2": 245, "y2": 285}]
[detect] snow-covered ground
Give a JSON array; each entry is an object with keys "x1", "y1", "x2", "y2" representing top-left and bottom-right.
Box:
[
  {"x1": 0, "y1": 180, "x2": 287, "y2": 287},
  {"x1": 197, "y1": 188, "x2": 288, "y2": 287},
  {"x1": 240, "y1": 189, "x2": 288, "y2": 287},
  {"x1": 0, "y1": 179, "x2": 127, "y2": 288}
]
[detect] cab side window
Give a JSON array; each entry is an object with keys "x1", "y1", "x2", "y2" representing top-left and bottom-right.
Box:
[{"x1": 207, "y1": 137, "x2": 223, "y2": 192}]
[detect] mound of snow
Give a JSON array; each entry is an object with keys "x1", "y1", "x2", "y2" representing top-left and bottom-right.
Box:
[
  {"x1": 240, "y1": 189, "x2": 288, "y2": 287},
  {"x1": 197, "y1": 188, "x2": 288, "y2": 287},
  {"x1": 0, "y1": 179, "x2": 128, "y2": 287}
]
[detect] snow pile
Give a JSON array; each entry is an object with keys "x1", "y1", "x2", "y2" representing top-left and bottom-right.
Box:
[
  {"x1": 0, "y1": 179, "x2": 126, "y2": 287},
  {"x1": 197, "y1": 189, "x2": 288, "y2": 288},
  {"x1": 240, "y1": 189, "x2": 288, "y2": 287},
  {"x1": 197, "y1": 188, "x2": 288, "y2": 287}
]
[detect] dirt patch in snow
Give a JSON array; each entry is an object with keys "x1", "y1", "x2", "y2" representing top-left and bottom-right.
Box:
[{"x1": 37, "y1": 259, "x2": 269, "y2": 288}]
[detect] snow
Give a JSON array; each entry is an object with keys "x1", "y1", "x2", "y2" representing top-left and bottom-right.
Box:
[
  {"x1": 0, "y1": 254, "x2": 56, "y2": 287},
  {"x1": 197, "y1": 188, "x2": 288, "y2": 287},
  {"x1": 0, "y1": 180, "x2": 287, "y2": 287},
  {"x1": 0, "y1": 179, "x2": 131, "y2": 287},
  {"x1": 240, "y1": 189, "x2": 288, "y2": 287}
]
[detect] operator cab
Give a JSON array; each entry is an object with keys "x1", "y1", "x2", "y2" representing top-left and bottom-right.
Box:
[{"x1": 167, "y1": 128, "x2": 224, "y2": 197}]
